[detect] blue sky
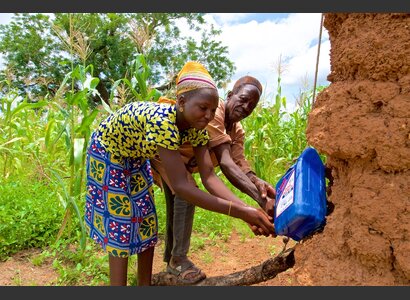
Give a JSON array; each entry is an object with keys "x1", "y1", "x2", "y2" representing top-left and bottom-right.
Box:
[
  {"x1": 0, "y1": 13, "x2": 331, "y2": 111},
  {"x1": 213, "y1": 13, "x2": 291, "y2": 25},
  {"x1": 204, "y1": 13, "x2": 331, "y2": 111}
]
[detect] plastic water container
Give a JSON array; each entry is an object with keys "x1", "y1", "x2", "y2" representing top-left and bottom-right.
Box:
[{"x1": 274, "y1": 147, "x2": 327, "y2": 241}]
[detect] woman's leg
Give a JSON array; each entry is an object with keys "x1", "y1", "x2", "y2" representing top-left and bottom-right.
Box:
[
  {"x1": 129, "y1": 158, "x2": 158, "y2": 286},
  {"x1": 109, "y1": 255, "x2": 129, "y2": 286},
  {"x1": 137, "y1": 247, "x2": 155, "y2": 286},
  {"x1": 85, "y1": 136, "x2": 130, "y2": 286}
]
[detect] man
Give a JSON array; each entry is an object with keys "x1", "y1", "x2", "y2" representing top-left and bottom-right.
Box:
[{"x1": 150, "y1": 76, "x2": 276, "y2": 284}]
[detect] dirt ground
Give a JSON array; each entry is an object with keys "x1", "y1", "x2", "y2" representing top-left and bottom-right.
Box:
[{"x1": 0, "y1": 230, "x2": 298, "y2": 286}]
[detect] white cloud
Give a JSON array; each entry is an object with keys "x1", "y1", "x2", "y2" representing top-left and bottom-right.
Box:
[
  {"x1": 0, "y1": 13, "x2": 13, "y2": 25},
  {"x1": 203, "y1": 13, "x2": 331, "y2": 110},
  {"x1": 283, "y1": 39, "x2": 331, "y2": 86},
  {"x1": 169, "y1": 14, "x2": 331, "y2": 111}
]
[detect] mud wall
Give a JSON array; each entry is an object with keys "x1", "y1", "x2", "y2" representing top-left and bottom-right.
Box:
[{"x1": 294, "y1": 13, "x2": 410, "y2": 285}]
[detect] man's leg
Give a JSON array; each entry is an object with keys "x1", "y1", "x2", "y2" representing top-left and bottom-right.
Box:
[
  {"x1": 171, "y1": 193, "x2": 195, "y2": 260},
  {"x1": 162, "y1": 178, "x2": 175, "y2": 264},
  {"x1": 168, "y1": 193, "x2": 206, "y2": 283}
]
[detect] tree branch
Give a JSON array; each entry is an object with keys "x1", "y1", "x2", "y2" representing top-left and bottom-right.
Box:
[{"x1": 151, "y1": 247, "x2": 295, "y2": 286}]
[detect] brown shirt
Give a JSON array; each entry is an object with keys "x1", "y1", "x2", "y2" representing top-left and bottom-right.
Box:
[{"x1": 150, "y1": 98, "x2": 252, "y2": 193}]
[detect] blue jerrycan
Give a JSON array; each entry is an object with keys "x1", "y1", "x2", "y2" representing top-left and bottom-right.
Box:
[{"x1": 274, "y1": 147, "x2": 327, "y2": 241}]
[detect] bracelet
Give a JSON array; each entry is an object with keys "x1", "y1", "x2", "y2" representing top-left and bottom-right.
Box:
[{"x1": 228, "y1": 201, "x2": 232, "y2": 216}]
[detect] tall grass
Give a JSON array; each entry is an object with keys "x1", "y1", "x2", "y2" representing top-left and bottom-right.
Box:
[
  {"x1": 242, "y1": 82, "x2": 316, "y2": 185},
  {"x1": 0, "y1": 44, "x2": 324, "y2": 284}
]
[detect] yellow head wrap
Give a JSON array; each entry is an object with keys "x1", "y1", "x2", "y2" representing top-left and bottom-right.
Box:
[
  {"x1": 176, "y1": 61, "x2": 217, "y2": 96},
  {"x1": 157, "y1": 61, "x2": 217, "y2": 105}
]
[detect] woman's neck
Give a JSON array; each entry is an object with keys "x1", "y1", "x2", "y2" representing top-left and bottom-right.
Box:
[{"x1": 175, "y1": 104, "x2": 190, "y2": 131}]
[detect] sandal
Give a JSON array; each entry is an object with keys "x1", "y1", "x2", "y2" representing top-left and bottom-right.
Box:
[{"x1": 167, "y1": 258, "x2": 206, "y2": 285}]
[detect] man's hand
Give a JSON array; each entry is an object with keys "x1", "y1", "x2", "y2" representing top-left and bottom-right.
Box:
[
  {"x1": 247, "y1": 172, "x2": 276, "y2": 217},
  {"x1": 264, "y1": 196, "x2": 275, "y2": 218},
  {"x1": 253, "y1": 177, "x2": 276, "y2": 199}
]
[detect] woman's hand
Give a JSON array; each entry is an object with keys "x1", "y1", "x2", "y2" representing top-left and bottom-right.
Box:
[{"x1": 241, "y1": 206, "x2": 276, "y2": 237}]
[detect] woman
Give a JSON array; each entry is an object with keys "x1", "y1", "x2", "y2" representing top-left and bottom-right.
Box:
[
  {"x1": 151, "y1": 75, "x2": 277, "y2": 284},
  {"x1": 84, "y1": 61, "x2": 275, "y2": 286}
]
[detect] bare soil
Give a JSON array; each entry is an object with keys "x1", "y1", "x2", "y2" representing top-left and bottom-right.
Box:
[{"x1": 0, "y1": 231, "x2": 298, "y2": 286}]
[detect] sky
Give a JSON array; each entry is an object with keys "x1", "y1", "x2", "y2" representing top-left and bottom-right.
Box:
[
  {"x1": 0, "y1": 13, "x2": 331, "y2": 112},
  {"x1": 204, "y1": 13, "x2": 331, "y2": 111}
]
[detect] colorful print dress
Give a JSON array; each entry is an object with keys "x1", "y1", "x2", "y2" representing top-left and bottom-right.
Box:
[{"x1": 84, "y1": 101, "x2": 209, "y2": 257}]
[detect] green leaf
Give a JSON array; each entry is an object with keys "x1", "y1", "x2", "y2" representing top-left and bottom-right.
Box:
[
  {"x1": 122, "y1": 78, "x2": 143, "y2": 101},
  {"x1": 66, "y1": 90, "x2": 87, "y2": 106},
  {"x1": 75, "y1": 109, "x2": 99, "y2": 137},
  {"x1": 135, "y1": 73, "x2": 147, "y2": 99},
  {"x1": 45, "y1": 119, "x2": 56, "y2": 151},
  {"x1": 109, "y1": 79, "x2": 124, "y2": 102},
  {"x1": 73, "y1": 138, "x2": 85, "y2": 172},
  {"x1": 83, "y1": 76, "x2": 99, "y2": 91},
  {"x1": 57, "y1": 192, "x2": 67, "y2": 209},
  {"x1": 10, "y1": 99, "x2": 47, "y2": 118},
  {"x1": 56, "y1": 71, "x2": 73, "y2": 96},
  {"x1": 84, "y1": 64, "x2": 94, "y2": 77},
  {"x1": 281, "y1": 96, "x2": 287, "y2": 108},
  {"x1": 101, "y1": 99, "x2": 113, "y2": 115},
  {"x1": 67, "y1": 195, "x2": 87, "y2": 251},
  {"x1": 0, "y1": 137, "x2": 23, "y2": 148},
  {"x1": 147, "y1": 89, "x2": 162, "y2": 102}
]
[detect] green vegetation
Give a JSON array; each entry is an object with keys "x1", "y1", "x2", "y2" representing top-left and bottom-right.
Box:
[
  {"x1": 0, "y1": 71, "x2": 323, "y2": 284},
  {"x1": 0, "y1": 13, "x2": 235, "y2": 103},
  {"x1": 0, "y1": 13, "x2": 327, "y2": 285}
]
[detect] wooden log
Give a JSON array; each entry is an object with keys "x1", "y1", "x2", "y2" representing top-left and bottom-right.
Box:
[{"x1": 151, "y1": 247, "x2": 295, "y2": 286}]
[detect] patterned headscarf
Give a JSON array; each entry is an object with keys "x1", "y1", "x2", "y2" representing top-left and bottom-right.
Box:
[
  {"x1": 232, "y1": 76, "x2": 263, "y2": 96},
  {"x1": 176, "y1": 61, "x2": 217, "y2": 96}
]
